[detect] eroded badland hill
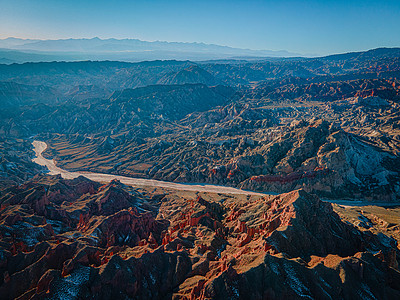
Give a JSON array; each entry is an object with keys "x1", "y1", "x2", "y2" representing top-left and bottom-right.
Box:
[{"x1": 1, "y1": 48, "x2": 400, "y2": 299}]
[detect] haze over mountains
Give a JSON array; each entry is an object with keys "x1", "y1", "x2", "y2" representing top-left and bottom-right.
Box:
[
  {"x1": 1, "y1": 47, "x2": 400, "y2": 199},
  {"x1": 1, "y1": 46, "x2": 400, "y2": 299},
  {"x1": 0, "y1": 37, "x2": 300, "y2": 64}
]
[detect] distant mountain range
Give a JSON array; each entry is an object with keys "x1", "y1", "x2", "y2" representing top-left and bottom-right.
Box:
[{"x1": 0, "y1": 37, "x2": 301, "y2": 64}]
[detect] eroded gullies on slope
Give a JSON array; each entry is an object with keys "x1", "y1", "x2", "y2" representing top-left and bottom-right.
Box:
[
  {"x1": 42, "y1": 117, "x2": 400, "y2": 202},
  {"x1": 1, "y1": 49, "x2": 400, "y2": 299},
  {"x1": 2, "y1": 51, "x2": 400, "y2": 203},
  {"x1": 0, "y1": 175, "x2": 399, "y2": 299}
]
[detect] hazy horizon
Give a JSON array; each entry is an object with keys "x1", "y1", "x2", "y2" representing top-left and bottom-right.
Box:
[
  {"x1": 1, "y1": 0, "x2": 400, "y2": 56},
  {"x1": 1, "y1": 36, "x2": 399, "y2": 58}
]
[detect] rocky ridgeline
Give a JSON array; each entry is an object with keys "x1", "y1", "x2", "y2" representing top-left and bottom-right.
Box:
[
  {"x1": 157, "y1": 65, "x2": 218, "y2": 86},
  {"x1": 0, "y1": 83, "x2": 234, "y2": 137},
  {"x1": 0, "y1": 138, "x2": 45, "y2": 188},
  {"x1": 1, "y1": 49, "x2": 400, "y2": 203},
  {"x1": 1, "y1": 48, "x2": 399, "y2": 95},
  {"x1": 241, "y1": 78, "x2": 400, "y2": 103},
  {"x1": 0, "y1": 175, "x2": 399, "y2": 299},
  {"x1": 44, "y1": 117, "x2": 400, "y2": 201},
  {"x1": 240, "y1": 119, "x2": 400, "y2": 201}
]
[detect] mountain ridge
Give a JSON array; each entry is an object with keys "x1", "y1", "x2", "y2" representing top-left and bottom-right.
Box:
[{"x1": 0, "y1": 37, "x2": 300, "y2": 63}]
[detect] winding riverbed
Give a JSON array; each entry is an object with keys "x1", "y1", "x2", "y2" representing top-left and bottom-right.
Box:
[
  {"x1": 32, "y1": 140, "x2": 400, "y2": 206},
  {"x1": 32, "y1": 140, "x2": 265, "y2": 196}
]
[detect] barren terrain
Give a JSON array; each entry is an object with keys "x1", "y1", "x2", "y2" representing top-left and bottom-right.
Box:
[{"x1": 1, "y1": 48, "x2": 400, "y2": 299}]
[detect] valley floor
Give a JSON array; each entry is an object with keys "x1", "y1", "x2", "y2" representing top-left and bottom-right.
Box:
[
  {"x1": 32, "y1": 140, "x2": 264, "y2": 196},
  {"x1": 33, "y1": 140, "x2": 400, "y2": 207}
]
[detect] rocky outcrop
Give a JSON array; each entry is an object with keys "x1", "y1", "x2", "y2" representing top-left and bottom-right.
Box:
[
  {"x1": 0, "y1": 83, "x2": 234, "y2": 137},
  {"x1": 241, "y1": 119, "x2": 400, "y2": 200},
  {"x1": 1, "y1": 48, "x2": 400, "y2": 298},
  {"x1": 2, "y1": 175, "x2": 398, "y2": 299},
  {"x1": 0, "y1": 138, "x2": 46, "y2": 188},
  {"x1": 110, "y1": 83, "x2": 234, "y2": 121},
  {"x1": 1, "y1": 50, "x2": 400, "y2": 202},
  {"x1": 0, "y1": 81, "x2": 61, "y2": 108},
  {"x1": 157, "y1": 65, "x2": 218, "y2": 86},
  {"x1": 41, "y1": 117, "x2": 400, "y2": 201}
]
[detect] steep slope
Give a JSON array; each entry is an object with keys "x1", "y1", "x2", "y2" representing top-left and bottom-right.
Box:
[
  {"x1": 0, "y1": 81, "x2": 61, "y2": 109},
  {"x1": 0, "y1": 60, "x2": 195, "y2": 93},
  {"x1": 1, "y1": 49, "x2": 400, "y2": 202},
  {"x1": 110, "y1": 83, "x2": 234, "y2": 120},
  {"x1": 241, "y1": 77, "x2": 400, "y2": 103},
  {"x1": 242, "y1": 119, "x2": 400, "y2": 200},
  {"x1": 0, "y1": 138, "x2": 45, "y2": 188},
  {"x1": 43, "y1": 118, "x2": 400, "y2": 201},
  {"x1": 0, "y1": 175, "x2": 398, "y2": 299},
  {"x1": 157, "y1": 65, "x2": 218, "y2": 86},
  {"x1": 0, "y1": 83, "x2": 234, "y2": 137}
]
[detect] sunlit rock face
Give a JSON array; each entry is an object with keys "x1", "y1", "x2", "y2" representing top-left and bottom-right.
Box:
[
  {"x1": 1, "y1": 46, "x2": 400, "y2": 299},
  {"x1": 0, "y1": 175, "x2": 399, "y2": 299}
]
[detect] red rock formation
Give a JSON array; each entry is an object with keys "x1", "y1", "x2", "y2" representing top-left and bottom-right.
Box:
[
  {"x1": 0, "y1": 175, "x2": 399, "y2": 299},
  {"x1": 250, "y1": 168, "x2": 330, "y2": 184}
]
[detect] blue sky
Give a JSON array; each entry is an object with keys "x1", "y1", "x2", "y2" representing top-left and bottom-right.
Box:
[{"x1": 1, "y1": 0, "x2": 399, "y2": 55}]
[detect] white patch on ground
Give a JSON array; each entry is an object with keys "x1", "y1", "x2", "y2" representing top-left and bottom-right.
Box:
[
  {"x1": 231, "y1": 285, "x2": 240, "y2": 298},
  {"x1": 318, "y1": 276, "x2": 331, "y2": 289},
  {"x1": 50, "y1": 265, "x2": 91, "y2": 299},
  {"x1": 15, "y1": 222, "x2": 46, "y2": 247},
  {"x1": 149, "y1": 272, "x2": 156, "y2": 285},
  {"x1": 357, "y1": 283, "x2": 378, "y2": 300},
  {"x1": 372, "y1": 170, "x2": 390, "y2": 186},
  {"x1": 46, "y1": 219, "x2": 68, "y2": 234},
  {"x1": 344, "y1": 136, "x2": 393, "y2": 187},
  {"x1": 269, "y1": 262, "x2": 280, "y2": 275},
  {"x1": 316, "y1": 275, "x2": 333, "y2": 300},
  {"x1": 377, "y1": 233, "x2": 393, "y2": 248},
  {"x1": 0, "y1": 249, "x2": 5, "y2": 261},
  {"x1": 216, "y1": 243, "x2": 226, "y2": 259},
  {"x1": 283, "y1": 262, "x2": 314, "y2": 299}
]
